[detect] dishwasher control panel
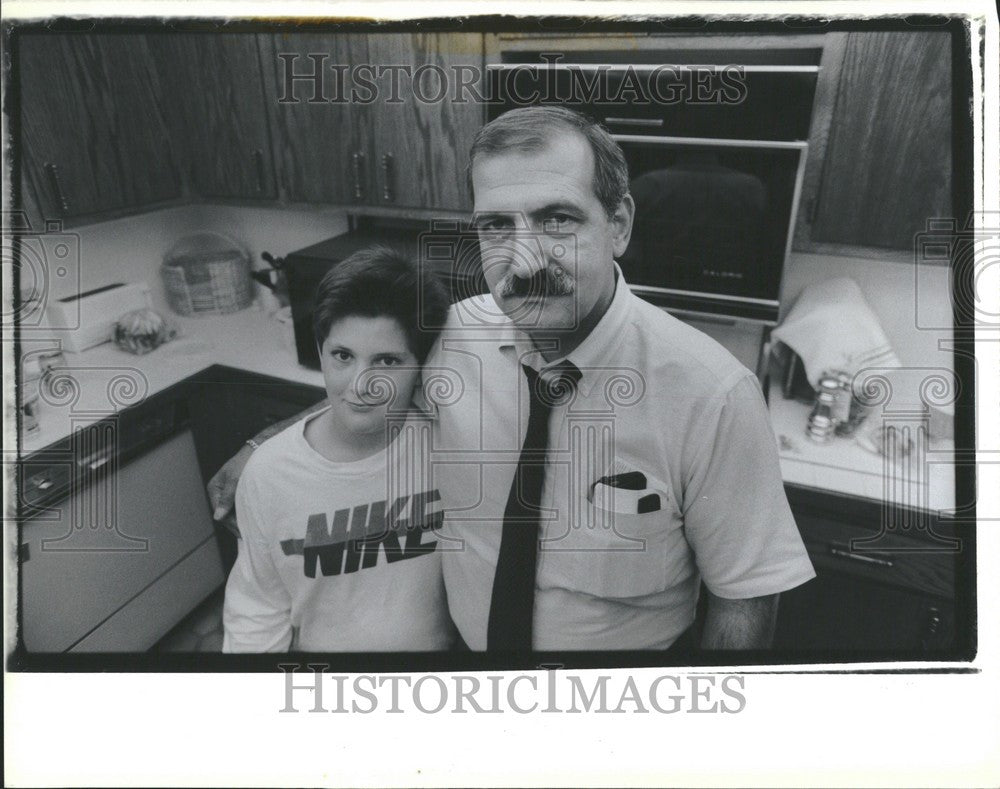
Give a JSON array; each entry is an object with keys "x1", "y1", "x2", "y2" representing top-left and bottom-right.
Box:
[{"x1": 17, "y1": 387, "x2": 187, "y2": 512}]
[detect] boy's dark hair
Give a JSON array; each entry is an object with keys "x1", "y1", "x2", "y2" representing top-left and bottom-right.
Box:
[
  {"x1": 467, "y1": 106, "x2": 630, "y2": 219},
  {"x1": 312, "y1": 245, "x2": 449, "y2": 362}
]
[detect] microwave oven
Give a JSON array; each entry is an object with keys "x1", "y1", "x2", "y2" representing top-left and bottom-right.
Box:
[{"x1": 284, "y1": 222, "x2": 484, "y2": 369}]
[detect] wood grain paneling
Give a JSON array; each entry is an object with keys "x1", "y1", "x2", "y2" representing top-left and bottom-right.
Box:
[
  {"x1": 18, "y1": 33, "x2": 181, "y2": 219},
  {"x1": 810, "y1": 31, "x2": 952, "y2": 250},
  {"x1": 147, "y1": 33, "x2": 277, "y2": 199},
  {"x1": 368, "y1": 33, "x2": 484, "y2": 211},
  {"x1": 258, "y1": 32, "x2": 372, "y2": 205},
  {"x1": 792, "y1": 32, "x2": 849, "y2": 252}
]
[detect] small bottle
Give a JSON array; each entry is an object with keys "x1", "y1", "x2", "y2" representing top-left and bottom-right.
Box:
[
  {"x1": 830, "y1": 371, "x2": 852, "y2": 426},
  {"x1": 834, "y1": 370, "x2": 869, "y2": 437},
  {"x1": 806, "y1": 376, "x2": 841, "y2": 443}
]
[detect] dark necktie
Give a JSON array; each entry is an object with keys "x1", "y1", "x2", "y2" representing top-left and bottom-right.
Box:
[{"x1": 487, "y1": 361, "x2": 581, "y2": 651}]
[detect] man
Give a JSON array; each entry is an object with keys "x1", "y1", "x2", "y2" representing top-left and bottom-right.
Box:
[{"x1": 209, "y1": 106, "x2": 814, "y2": 652}]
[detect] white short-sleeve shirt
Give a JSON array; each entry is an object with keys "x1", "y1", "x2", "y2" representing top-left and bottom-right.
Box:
[{"x1": 424, "y1": 270, "x2": 815, "y2": 650}]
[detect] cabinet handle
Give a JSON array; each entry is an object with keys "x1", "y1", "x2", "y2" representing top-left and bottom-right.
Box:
[
  {"x1": 253, "y1": 149, "x2": 265, "y2": 193},
  {"x1": 604, "y1": 116, "x2": 664, "y2": 128},
  {"x1": 806, "y1": 196, "x2": 820, "y2": 224},
  {"x1": 351, "y1": 151, "x2": 366, "y2": 201},
  {"x1": 920, "y1": 605, "x2": 942, "y2": 650},
  {"x1": 827, "y1": 544, "x2": 894, "y2": 568},
  {"x1": 925, "y1": 606, "x2": 941, "y2": 635},
  {"x1": 381, "y1": 153, "x2": 394, "y2": 203},
  {"x1": 78, "y1": 450, "x2": 113, "y2": 472},
  {"x1": 29, "y1": 474, "x2": 53, "y2": 491},
  {"x1": 44, "y1": 163, "x2": 69, "y2": 214}
]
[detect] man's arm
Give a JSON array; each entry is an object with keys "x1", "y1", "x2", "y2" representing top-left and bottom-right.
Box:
[
  {"x1": 700, "y1": 591, "x2": 779, "y2": 650},
  {"x1": 206, "y1": 398, "x2": 328, "y2": 536},
  {"x1": 681, "y1": 374, "x2": 813, "y2": 649}
]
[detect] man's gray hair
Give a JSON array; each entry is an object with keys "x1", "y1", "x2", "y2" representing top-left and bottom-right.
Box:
[{"x1": 467, "y1": 106, "x2": 630, "y2": 218}]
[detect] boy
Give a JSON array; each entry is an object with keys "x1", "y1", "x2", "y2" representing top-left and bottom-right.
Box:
[{"x1": 223, "y1": 246, "x2": 454, "y2": 652}]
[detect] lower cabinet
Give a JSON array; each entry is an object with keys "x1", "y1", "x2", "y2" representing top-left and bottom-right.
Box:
[
  {"x1": 775, "y1": 485, "x2": 970, "y2": 658},
  {"x1": 774, "y1": 572, "x2": 955, "y2": 655}
]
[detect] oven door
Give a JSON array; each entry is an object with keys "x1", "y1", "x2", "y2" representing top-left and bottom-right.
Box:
[{"x1": 616, "y1": 137, "x2": 807, "y2": 323}]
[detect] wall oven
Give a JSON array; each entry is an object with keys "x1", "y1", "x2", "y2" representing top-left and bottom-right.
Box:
[{"x1": 486, "y1": 49, "x2": 819, "y2": 325}]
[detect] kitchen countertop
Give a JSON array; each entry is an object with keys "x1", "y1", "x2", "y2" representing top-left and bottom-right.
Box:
[
  {"x1": 19, "y1": 306, "x2": 324, "y2": 455},
  {"x1": 768, "y1": 378, "x2": 955, "y2": 513},
  {"x1": 19, "y1": 303, "x2": 956, "y2": 514}
]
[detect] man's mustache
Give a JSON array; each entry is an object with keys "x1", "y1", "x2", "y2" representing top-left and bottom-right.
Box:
[{"x1": 496, "y1": 266, "x2": 575, "y2": 298}]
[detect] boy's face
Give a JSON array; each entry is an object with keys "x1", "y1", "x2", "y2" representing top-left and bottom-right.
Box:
[{"x1": 318, "y1": 315, "x2": 420, "y2": 440}]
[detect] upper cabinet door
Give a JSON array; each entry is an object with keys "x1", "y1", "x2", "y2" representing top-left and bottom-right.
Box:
[
  {"x1": 258, "y1": 32, "x2": 374, "y2": 205},
  {"x1": 147, "y1": 33, "x2": 277, "y2": 199},
  {"x1": 18, "y1": 33, "x2": 182, "y2": 221},
  {"x1": 796, "y1": 31, "x2": 952, "y2": 255},
  {"x1": 367, "y1": 33, "x2": 484, "y2": 211}
]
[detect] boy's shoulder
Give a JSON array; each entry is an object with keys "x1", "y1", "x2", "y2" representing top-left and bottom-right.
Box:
[{"x1": 239, "y1": 417, "x2": 309, "y2": 493}]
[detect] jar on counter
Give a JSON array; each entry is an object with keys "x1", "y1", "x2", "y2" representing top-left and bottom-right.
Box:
[
  {"x1": 806, "y1": 375, "x2": 842, "y2": 443},
  {"x1": 831, "y1": 370, "x2": 874, "y2": 437}
]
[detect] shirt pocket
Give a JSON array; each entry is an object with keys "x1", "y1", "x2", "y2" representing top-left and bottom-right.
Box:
[{"x1": 540, "y1": 499, "x2": 689, "y2": 600}]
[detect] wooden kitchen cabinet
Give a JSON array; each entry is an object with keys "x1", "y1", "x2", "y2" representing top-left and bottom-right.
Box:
[
  {"x1": 258, "y1": 32, "x2": 375, "y2": 205},
  {"x1": 774, "y1": 485, "x2": 971, "y2": 658},
  {"x1": 793, "y1": 31, "x2": 952, "y2": 255},
  {"x1": 15, "y1": 27, "x2": 953, "y2": 240},
  {"x1": 147, "y1": 33, "x2": 278, "y2": 199},
  {"x1": 367, "y1": 33, "x2": 484, "y2": 211},
  {"x1": 260, "y1": 31, "x2": 484, "y2": 211},
  {"x1": 18, "y1": 32, "x2": 183, "y2": 221},
  {"x1": 774, "y1": 571, "x2": 955, "y2": 654}
]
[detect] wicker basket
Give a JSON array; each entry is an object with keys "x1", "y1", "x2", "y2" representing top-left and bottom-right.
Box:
[{"x1": 161, "y1": 232, "x2": 254, "y2": 316}]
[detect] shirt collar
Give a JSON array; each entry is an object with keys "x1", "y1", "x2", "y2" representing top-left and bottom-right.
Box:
[{"x1": 498, "y1": 263, "x2": 635, "y2": 397}]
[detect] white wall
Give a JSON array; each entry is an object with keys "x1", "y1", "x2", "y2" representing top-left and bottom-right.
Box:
[
  {"x1": 45, "y1": 205, "x2": 956, "y2": 377},
  {"x1": 45, "y1": 203, "x2": 349, "y2": 316},
  {"x1": 174, "y1": 203, "x2": 350, "y2": 313},
  {"x1": 43, "y1": 205, "x2": 195, "y2": 315},
  {"x1": 781, "y1": 250, "x2": 954, "y2": 374}
]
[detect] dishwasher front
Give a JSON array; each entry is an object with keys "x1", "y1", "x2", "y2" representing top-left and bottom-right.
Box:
[{"x1": 18, "y1": 394, "x2": 225, "y2": 653}]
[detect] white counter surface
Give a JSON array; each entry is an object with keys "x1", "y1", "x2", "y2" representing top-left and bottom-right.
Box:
[
  {"x1": 768, "y1": 379, "x2": 956, "y2": 513},
  {"x1": 19, "y1": 304, "x2": 956, "y2": 514},
  {"x1": 20, "y1": 306, "x2": 324, "y2": 455}
]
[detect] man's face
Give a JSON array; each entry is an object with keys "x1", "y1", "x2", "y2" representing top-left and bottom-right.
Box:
[{"x1": 471, "y1": 133, "x2": 633, "y2": 338}]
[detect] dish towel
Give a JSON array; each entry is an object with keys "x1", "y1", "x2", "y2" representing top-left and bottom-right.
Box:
[{"x1": 771, "y1": 277, "x2": 900, "y2": 388}]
